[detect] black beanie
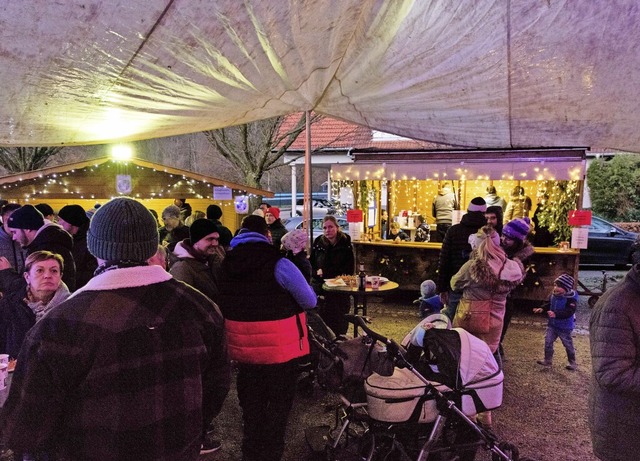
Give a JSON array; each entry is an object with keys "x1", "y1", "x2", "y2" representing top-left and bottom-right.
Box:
[
  {"x1": 190, "y1": 219, "x2": 218, "y2": 244},
  {"x1": 467, "y1": 197, "x2": 487, "y2": 212},
  {"x1": 7, "y1": 205, "x2": 44, "y2": 230},
  {"x1": 207, "y1": 204, "x2": 223, "y2": 220},
  {"x1": 241, "y1": 215, "x2": 268, "y2": 235},
  {"x1": 87, "y1": 197, "x2": 158, "y2": 261},
  {"x1": 35, "y1": 203, "x2": 54, "y2": 217},
  {"x1": 58, "y1": 204, "x2": 89, "y2": 227}
]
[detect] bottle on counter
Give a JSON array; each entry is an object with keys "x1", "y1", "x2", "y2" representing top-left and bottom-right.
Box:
[{"x1": 358, "y1": 264, "x2": 366, "y2": 291}]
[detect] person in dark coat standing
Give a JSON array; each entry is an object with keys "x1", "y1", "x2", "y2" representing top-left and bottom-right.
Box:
[
  {"x1": 265, "y1": 207, "x2": 287, "y2": 249},
  {"x1": 0, "y1": 251, "x2": 70, "y2": 359},
  {"x1": 206, "y1": 204, "x2": 233, "y2": 249},
  {"x1": 310, "y1": 215, "x2": 355, "y2": 336},
  {"x1": 57, "y1": 204, "x2": 98, "y2": 289},
  {"x1": 170, "y1": 219, "x2": 223, "y2": 304},
  {"x1": 0, "y1": 203, "x2": 25, "y2": 275},
  {"x1": 217, "y1": 215, "x2": 316, "y2": 461},
  {"x1": 589, "y1": 264, "x2": 640, "y2": 461},
  {"x1": 0, "y1": 197, "x2": 230, "y2": 460},
  {"x1": 437, "y1": 197, "x2": 488, "y2": 320},
  {"x1": 485, "y1": 205, "x2": 504, "y2": 236},
  {"x1": 0, "y1": 205, "x2": 76, "y2": 292}
]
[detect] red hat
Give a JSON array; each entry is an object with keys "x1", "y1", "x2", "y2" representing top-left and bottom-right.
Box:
[{"x1": 266, "y1": 207, "x2": 280, "y2": 220}]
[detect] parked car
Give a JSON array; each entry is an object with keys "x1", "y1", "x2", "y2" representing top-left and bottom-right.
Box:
[
  {"x1": 579, "y1": 216, "x2": 638, "y2": 267},
  {"x1": 295, "y1": 198, "x2": 335, "y2": 217},
  {"x1": 284, "y1": 216, "x2": 349, "y2": 241}
]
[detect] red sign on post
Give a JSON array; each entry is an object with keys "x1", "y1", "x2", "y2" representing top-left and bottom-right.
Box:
[
  {"x1": 346, "y1": 209, "x2": 363, "y2": 223},
  {"x1": 567, "y1": 210, "x2": 592, "y2": 226}
]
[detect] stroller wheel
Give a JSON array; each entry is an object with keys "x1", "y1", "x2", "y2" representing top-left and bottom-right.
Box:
[
  {"x1": 491, "y1": 442, "x2": 520, "y2": 461},
  {"x1": 358, "y1": 432, "x2": 376, "y2": 461}
]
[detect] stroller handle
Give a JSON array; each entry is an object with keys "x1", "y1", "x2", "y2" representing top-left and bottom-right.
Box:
[
  {"x1": 345, "y1": 315, "x2": 390, "y2": 343},
  {"x1": 345, "y1": 315, "x2": 414, "y2": 369}
]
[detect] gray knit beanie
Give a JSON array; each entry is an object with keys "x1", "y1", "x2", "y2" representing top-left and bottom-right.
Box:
[{"x1": 87, "y1": 197, "x2": 159, "y2": 261}]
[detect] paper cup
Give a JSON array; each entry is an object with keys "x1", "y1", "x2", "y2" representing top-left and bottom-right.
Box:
[
  {"x1": 0, "y1": 364, "x2": 7, "y2": 390},
  {"x1": 371, "y1": 276, "x2": 381, "y2": 290}
]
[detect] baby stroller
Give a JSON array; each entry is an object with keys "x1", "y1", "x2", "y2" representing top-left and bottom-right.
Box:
[
  {"x1": 319, "y1": 315, "x2": 528, "y2": 461},
  {"x1": 305, "y1": 310, "x2": 394, "y2": 399}
]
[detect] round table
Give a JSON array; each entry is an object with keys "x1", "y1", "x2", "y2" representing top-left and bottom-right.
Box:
[{"x1": 322, "y1": 280, "x2": 399, "y2": 335}]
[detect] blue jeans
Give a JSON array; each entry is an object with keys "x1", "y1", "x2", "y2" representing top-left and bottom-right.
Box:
[{"x1": 544, "y1": 326, "x2": 576, "y2": 363}]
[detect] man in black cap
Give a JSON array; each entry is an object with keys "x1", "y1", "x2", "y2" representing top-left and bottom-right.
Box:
[
  {"x1": 58, "y1": 204, "x2": 97, "y2": 289},
  {"x1": 170, "y1": 218, "x2": 223, "y2": 304},
  {"x1": 206, "y1": 204, "x2": 233, "y2": 249},
  {"x1": 0, "y1": 204, "x2": 76, "y2": 291},
  {"x1": 437, "y1": 197, "x2": 488, "y2": 319},
  {"x1": 0, "y1": 197, "x2": 230, "y2": 459}
]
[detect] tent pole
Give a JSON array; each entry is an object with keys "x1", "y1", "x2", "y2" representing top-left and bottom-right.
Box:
[{"x1": 304, "y1": 111, "x2": 312, "y2": 246}]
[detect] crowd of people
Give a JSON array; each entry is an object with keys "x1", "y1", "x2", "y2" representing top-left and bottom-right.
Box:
[{"x1": 0, "y1": 194, "x2": 633, "y2": 461}]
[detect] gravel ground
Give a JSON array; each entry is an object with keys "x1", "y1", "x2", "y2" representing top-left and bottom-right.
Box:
[{"x1": 203, "y1": 269, "x2": 628, "y2": 461}]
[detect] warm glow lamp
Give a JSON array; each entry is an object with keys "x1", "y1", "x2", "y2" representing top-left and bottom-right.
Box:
[{"x1": 111, "y1": 144, "x2": 133, "y2": 161}]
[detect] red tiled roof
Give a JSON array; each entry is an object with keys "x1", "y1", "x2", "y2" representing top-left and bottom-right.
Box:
[{"x1": 279, "y1": 113, "x2": 445, "y2": 151}]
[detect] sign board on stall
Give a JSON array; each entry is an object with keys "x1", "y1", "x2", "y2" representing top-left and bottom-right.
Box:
[
  {"x1": 571, "y1": 227, "x2": 589, "y2": 249},
  {"x1": 213, "y1": 186, "x2": 233, "y2": 201},
  {"x1": 347, "y1": 209, "x2": 363, "y2": 223},
  {"x1": 568, "y1": 210, "x2": 592, "y2": 226}
]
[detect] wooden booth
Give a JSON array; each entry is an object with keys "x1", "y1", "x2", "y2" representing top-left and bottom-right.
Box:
[
  {"x1": 331, "y1": 148, "x2": 586, "y2": 304},
  {"x1": 0, "y1": 157, "x2": 274, "y2": 233}
]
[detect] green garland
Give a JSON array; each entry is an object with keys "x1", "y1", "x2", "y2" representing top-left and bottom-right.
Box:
[{"x1": 535, "y1": 180, "x2": 580, "y2": 243}]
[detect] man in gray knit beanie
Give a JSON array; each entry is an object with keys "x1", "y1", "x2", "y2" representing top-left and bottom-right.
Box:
[{"x1": 1, "y1": 197, "x2": 230, "y2": 459}]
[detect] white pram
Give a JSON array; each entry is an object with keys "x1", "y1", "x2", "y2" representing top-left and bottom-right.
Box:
[
  {"x1": 366, "y1": 315, "x2": 503, "y2": 423},
  {"x1": 320, "y1": 315, "x2": 525, "y2": 461}
]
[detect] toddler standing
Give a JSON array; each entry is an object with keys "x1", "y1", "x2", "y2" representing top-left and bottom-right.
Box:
[{"x1": 533, "y1": 273, "x2": 579, "y2": 370}]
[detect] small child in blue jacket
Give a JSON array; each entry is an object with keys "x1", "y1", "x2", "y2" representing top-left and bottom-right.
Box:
[
  {"x1": 533, "y1": 273, "x2": 579, "y2": 370},
  {"x1": 414, "y1": 280, "x2": 444, "y2": 318}
]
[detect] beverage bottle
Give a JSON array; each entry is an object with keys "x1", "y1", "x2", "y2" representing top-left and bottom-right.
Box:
[{"x1": 358, "y1": 264, "x2": 366, "y2": 291}]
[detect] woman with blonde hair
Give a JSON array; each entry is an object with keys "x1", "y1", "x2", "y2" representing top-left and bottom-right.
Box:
[
  {"x1": 450, "y1": 226, "x2": 525, "y2": 353},
  {"x1": 310, "y1": 215, "x2": 355, "y2": 335},
  {"x1": 0, "y1": 251, "x2": 70, "y2": 359}
]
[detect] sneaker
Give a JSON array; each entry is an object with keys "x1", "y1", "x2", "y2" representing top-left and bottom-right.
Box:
[
  {"x1": 536, "y1": 359, "x2": 552, "y2": 367},
  {"x1": 200, "y1": 439, "x2": 222, "y2": 454},
  {"x1": 566, "y1": 362, "x2": 578, "y2": 371}
]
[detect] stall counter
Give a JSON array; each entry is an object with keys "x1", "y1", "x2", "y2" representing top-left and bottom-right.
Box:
[{"x1": 353, "y1": 241, "x2": 579, "y2": 305}]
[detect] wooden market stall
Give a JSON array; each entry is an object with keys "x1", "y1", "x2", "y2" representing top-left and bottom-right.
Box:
[
  {"x1": 0, "y1": 157, "x2": 274, "y2": 233},
  {"x1": 331, "y1": 148, "x2": 586, "y2": 304}
]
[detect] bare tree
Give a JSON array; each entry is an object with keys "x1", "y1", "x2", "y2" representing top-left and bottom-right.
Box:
[
  {"x1": 0, "y1": 146, "x2": 64, "y2": 173},
  {"x1": 202, "y1": 113, "x2": 319, "y2": 191}
]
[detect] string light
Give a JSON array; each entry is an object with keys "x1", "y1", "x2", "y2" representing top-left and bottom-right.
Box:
[{"x1": 0, "y1": 159, "x2": 264, "y2": 203}]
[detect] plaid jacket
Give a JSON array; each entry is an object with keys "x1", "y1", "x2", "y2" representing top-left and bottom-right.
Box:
[{"x1": 0, "y1": 265, "x2": 230, "y2": 461}]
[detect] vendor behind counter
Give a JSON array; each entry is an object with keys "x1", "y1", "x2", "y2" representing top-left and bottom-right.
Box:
[{"x1": 387, "y1": 222, "x2": 410, "y2": 242}]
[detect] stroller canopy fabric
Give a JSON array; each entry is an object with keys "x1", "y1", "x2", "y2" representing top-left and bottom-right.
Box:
[
  {"x1": 422, "y1": 328, "x2": 499, "y2": 390},
  {"x1": 2, "y1": 1, "x2": 640, "y2": 151}
]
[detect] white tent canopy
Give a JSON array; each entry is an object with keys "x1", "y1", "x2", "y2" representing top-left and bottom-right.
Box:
[{"x1": 2, "y1": 1, "x2": 640, "y2": 151}]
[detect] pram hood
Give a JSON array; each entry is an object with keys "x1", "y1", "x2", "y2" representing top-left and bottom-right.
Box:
[{"x1": 420, "y1": 327, "x2": 500, "y2": 390}]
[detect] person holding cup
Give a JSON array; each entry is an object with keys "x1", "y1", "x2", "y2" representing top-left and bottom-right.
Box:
[{"x1": 0, "y1": 250, "x2": 70, "y2": 359}]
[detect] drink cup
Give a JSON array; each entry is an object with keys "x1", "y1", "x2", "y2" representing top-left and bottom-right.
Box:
[
  {"x1": 371, "y1": 276, "x2": 381, "y2": 290},
  {"x1": 0, "y1": 354, "x2": 8, "y2": 366}
]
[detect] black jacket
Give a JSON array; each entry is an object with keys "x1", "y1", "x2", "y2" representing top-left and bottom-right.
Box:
[
  {"x1": 310, "y1": 232, "x2": 355, "y2": 292},
  {"x1": 436, "y1": 211, "x2": 487, "y2": 293}
]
